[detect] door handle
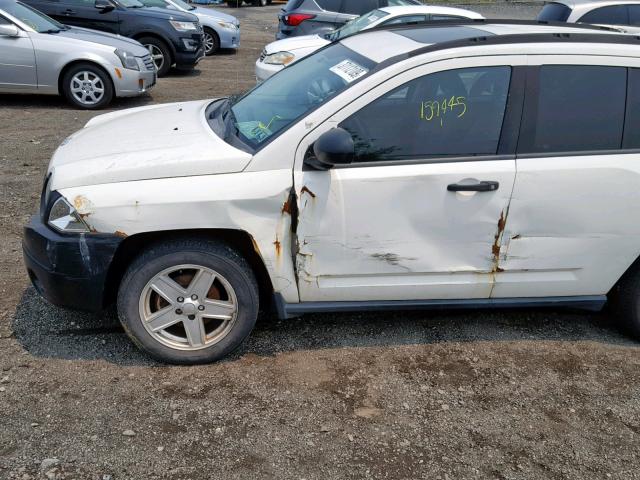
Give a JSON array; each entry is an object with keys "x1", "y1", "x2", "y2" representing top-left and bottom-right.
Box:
[
  {"x1": 63, "y1": 8, "x2": 76, "y2": 14},
  {"x1": 447, "y1": 180, "x2": 499, "y2": 192}
]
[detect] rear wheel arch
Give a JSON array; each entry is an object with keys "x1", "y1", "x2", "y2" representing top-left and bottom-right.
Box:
[{"x1": 104, "y1": 229, "x2": 274, "y2": 312}]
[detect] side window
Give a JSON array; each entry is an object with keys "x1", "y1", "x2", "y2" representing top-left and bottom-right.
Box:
[
  {"x1": 520, "y1": 65, "x2": 626, "y2": 154},
  {"x1": 381, "y1": 14, "x2": 426, "y2": 25},
  {"x1": 430, "y1": 15, "x2": 464, "y2": 21},
  {"x1": 339, "y1": 66, "x2": 512, "y2": 162},
  {"x1": 623, "y1": 68, "x2": 640, "y2": 148},
  {"x1": 140, "y1": 0, "x2": 167, "y2": 7},
  {"x1": 629, "y1": 5, "x2": 640, "y2": 24},
  {"x1": 578, "y1": 5, "x2": 629, "y2": 24},
  {"x1": 58, "y1": 0, "x2": 95, "y2": 6},
  {"x1": 315, "y1": 0, "x2": 341, "y2": 12},
  {"x1": 340, "y1": 0, "x2": 378, "y2": 16},
  {"x1": 0, "y1": 15, "x2": 10, "y2": 24}
]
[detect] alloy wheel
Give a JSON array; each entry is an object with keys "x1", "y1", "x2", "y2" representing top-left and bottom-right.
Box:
[
  {"x1": 69, "y1": 71, "x2": 105, "y2": 106},
  {"x1": 145, "y1": 44, "x2": 165, "y2": 72},
  {"x1": 204, "y1": 32, "x2": 215, "y2": 54},
  {"x1": 138, "y1": 264, "x2": 238, "y2": 351}
]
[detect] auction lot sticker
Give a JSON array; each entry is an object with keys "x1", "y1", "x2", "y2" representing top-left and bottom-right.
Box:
[{"x1": 330, "y1": 60, "x2": 369, "y2": 83}]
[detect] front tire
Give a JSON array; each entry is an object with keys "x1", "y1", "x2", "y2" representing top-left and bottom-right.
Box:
[
  {"x1": 61, "y1": 63, "x2": 113, "y2": 109},
  {"x1": 226, "y1": 0, "x2": 241, "y2": 7},
  {"x1": 140, "y1": 36, "x2": 172, "y2": 77},
  {"x1": 203, "y1": 27, "x2": 220, "y2": 55},
  {"x1": 117, "y1": 239, "x2": 259, "y2": 364}
]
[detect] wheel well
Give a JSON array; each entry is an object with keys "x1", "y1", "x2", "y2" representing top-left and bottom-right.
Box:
[
  {"x1": 58, "y1": 60, "x2": 114, "y2": 96},
  {"x1": 132, "y1": 32, "x2": 175, "y2": 56},
  {"x1": 104, "y1": 229, "x2": 274, "y2": 312}
]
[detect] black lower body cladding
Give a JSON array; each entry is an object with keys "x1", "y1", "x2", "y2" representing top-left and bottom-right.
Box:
[{"x1": 22, "y1": 215, "x2": 123, "y2": 312}]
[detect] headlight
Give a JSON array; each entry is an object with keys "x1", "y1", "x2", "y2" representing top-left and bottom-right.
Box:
[
  {"x1": 217, "y1": 20, "x2": 236, "y2": 29},
  {"x1": 263, "y1": 51, "x2": 295, "y2": 65},
  {"x1": 115, "y1": 49, "x2": 140, "y2": 71},
  {"x1": 169, "y1": 20, "x2": 198, "y2": 32},
  {"x1": 48, "y1": 196, "x2": 90, "y2": 233}
]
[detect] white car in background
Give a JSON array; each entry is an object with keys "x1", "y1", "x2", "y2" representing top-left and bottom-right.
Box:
[{"x1": 255, "y1": 5, "x2": 483, "y2": 81}]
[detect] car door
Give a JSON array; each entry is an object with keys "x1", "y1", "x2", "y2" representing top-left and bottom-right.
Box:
[
  {"x1": 293, "y1": 57, "x2": 526, "y2": 302},
  {"x1": 55, "y1": 0, "x2": 120, "y2": 33},
  {"x1": 0, "y1": 16, "x2": 37, "y2": 91},
  {"x1": 493, "y1": 57, "x2": 640, "y2": 299}
]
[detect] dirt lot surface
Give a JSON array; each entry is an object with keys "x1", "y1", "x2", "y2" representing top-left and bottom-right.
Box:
[{"x1": 3, "y1": 3, "x2": 640, "y2": 479}]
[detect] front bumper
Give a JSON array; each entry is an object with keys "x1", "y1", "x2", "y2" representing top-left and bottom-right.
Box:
[
  {"x1": 115, "y1": 68, "x2": 156, "y2": 98},
  {"x1": 22, "y1": 215, "x2": 123, "y2": 312},
  {"x1": 174, "y1": 33, "x2": 206, "y2": 68},
  {"x1": 255, "y1": 59, "x2": 284, "y2": 82},
  {"x1": 218, "y1": 26, "x2": 240, "y2": 49}
]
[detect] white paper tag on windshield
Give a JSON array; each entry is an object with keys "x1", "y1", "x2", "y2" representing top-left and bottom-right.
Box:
[{"x1": 330, "y1": 60, "x2": 368, "y2": 83}]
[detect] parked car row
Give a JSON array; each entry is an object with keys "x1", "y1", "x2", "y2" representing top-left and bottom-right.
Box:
[{"x1": 0, "y1": 0, "x2": 239, "y2": 107}]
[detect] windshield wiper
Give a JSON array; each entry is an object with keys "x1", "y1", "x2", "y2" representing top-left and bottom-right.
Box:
[{"x1": 42, "y1": 28, "x2": 62, "y2": 33}]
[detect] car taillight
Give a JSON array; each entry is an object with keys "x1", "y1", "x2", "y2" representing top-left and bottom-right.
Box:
[{"x1": 283, "y1": 13, "x2": 315, "y2": 26}]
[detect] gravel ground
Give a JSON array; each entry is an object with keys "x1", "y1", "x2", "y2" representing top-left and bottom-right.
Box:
[{"x1": 3, "y1": 3, "x2": 640, "y2": 479}]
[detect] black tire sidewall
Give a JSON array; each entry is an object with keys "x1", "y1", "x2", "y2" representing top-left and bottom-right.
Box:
[
  {"x1": 140, "y1": 36, "x2": 172, "y2": 77},
  {"x1": 204, "y1": 27, "x2": 220, "y2": 55},
  {"x1": 117, "y1": 244, "x2": 259, "y2": 364},
  {"x1": 62, "y1": 63, "x2": 114, "y2": 109}
]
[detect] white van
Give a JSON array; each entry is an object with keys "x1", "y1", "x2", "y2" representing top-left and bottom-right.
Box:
[{"x1": 23, "y1": 21, "x2": 640, "y2": 363}]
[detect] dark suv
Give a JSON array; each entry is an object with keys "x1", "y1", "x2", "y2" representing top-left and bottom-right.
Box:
[
  {"x1": 277, "y1": 0, "x2": 420, "y2": 39},
  {"x1": 23, "y1": 0, "x2": 204, "y2": 76}
]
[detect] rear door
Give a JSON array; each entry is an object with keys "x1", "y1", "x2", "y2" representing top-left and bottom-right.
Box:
[
  {"x1": 493, "y1": 58, "x2": 640, "y2": 298},
  {"x1": 293, "y1": 57, "x2": 526, "y2": 302},
  {"x1": 0, "y1": 17, "x2": 37, "y2": 91}
]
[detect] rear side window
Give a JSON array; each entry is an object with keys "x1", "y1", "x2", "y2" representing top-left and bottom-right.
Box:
[
  {"x1": 520, "y1": 65, "x2": 626, "y2": 153},
  {"x1": 623, "y1": 69, "x2": 640, "y2": 148},
  {"x1": 578, "y1": 4, "x2": 629, "y2": 24},
  {"x1": 339, "y1": 66, "x2": 512, "y2": 162},
  {"x1": 628, "y1": 4, "x2": 640, "y2": 24},
  {"x1": 537, "y1": 2, "x2": 572, "y2": 21},
  {"x1": 340, "y1": 0, "x2": 378, "y2": 15}
]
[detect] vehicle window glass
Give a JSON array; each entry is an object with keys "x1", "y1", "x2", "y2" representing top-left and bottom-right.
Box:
[
  {"x1": 521, "y1": 65, "x2": 626, "y2": 153},
  {"x1": 339, "y1": 66, "x2": 511, "y2": 162},
  {"x1": 140, "y1": 0, "x2": 167, "y2": 7},
  {"x1": 430, "y1": 14, "x2": 464, "y2": 21},
  {"x1": 578, "y1": 5, "x2": 629, "y2": 24},
  {"x1": 537, "y1": 2, "x2": 572, "y2": 21},
  {"x1": 340, "y1": 0, "x2": 378, "y2": 16},
  {"x1": 623, "y1": 68, "x2": 640, "y2": 148},
  {"x1": 0, "y1": 15, "x2": 10, "y2": 24},
  {"x1": 382, "y1": 0, "x2": 420, "y2": 6},
  {"x1": 58, "y1": 0, "x2": 94, "y2": 5},
  {"x1": 628, "y1": 4, "x2": 640, "y2": 24},
  {"x1": 229, "y1": 43, "x2": 377, "y2": 150},
  {"x1": 2, "y1": 1, "x2": 65, "y2": 31},
  {"x1": 381, "y1": 14, "x2": 426, "y2": 25},
  {"x1": 285, "y1": 0, "x2": 305, "y2": 11},
  {"x1": 328, "y1": 9, "x2": 388, "y2": 40},
  {"x1": 315, "y1": 0, "x2": 341, "y2": 12},
  {"x1": 171, "y1": 0, "x2": 196, "y2": 9}
]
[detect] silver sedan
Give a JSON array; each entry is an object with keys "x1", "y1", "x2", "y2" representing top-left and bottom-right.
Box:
[{"x1": 0, "y1": 0, "x2": 156, "y2": 108}]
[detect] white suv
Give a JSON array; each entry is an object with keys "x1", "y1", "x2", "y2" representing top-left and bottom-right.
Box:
[{"x1": 22, "y1": 21, "x2": 640, "y2": 363}]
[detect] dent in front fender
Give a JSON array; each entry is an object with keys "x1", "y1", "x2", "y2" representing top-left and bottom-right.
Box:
[{"x1": 58, "y1": 170, "x2": 300, "y2": 303}]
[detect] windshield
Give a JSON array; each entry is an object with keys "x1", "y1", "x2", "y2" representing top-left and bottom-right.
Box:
[
  {"x1": 327, "y1": 9, "x2": 389, "y2": 41},
  {"x1": 3, "y1": 1, "x2": 66, "y2": 32},
  {"x1": 223, "y1": 43, "x2": 376, "y2": 150},
  {"x1": 171, "y1": 0, "x2": 196, "y2": 10},
  {"x1": 120, "y1": 0, "x2": 144, "y2": 8}
]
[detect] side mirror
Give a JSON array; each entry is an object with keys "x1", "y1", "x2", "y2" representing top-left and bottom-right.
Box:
[
  {"x1": 0, "y1": 24, "x2": 20, "y2": 37},
  {"x1": 308, "y1": 127, "x2": 354, "y2": 170},
  {"x1": 95, "y1": 0, "x2": 115, "y2": 12}
]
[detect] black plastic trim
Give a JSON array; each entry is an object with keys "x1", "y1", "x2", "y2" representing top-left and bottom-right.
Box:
[
  {"x1": 331, "y1": 154, "x2": 514, "y2": 169},
  {"x1": 273, "y1": 293, "x2": 607, "y2": 319}
]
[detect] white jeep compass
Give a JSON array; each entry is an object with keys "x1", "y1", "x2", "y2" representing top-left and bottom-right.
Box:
[{"x1": 23, "y1": 20, "x2": 640, "y2": 363}]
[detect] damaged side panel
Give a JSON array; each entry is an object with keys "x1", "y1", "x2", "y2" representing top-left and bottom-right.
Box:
[
  {"x1": 294, "y1": 160, "x2": 517, "y2": 302},
  {"x1": 60, "y1": 169, "x2": 300, "y2": 303}
]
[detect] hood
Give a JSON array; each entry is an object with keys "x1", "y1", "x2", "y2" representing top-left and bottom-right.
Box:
[
  {"x1": 192, "y1": 6, "x2": 238, "y2": 24},
  {"x1": 58, "y1": 26, "x2": 149, "y2": 55},
  {"x1": 134, "y1": 6, "x2": 198, "y2": 21},
  {"x1": 49, "y1": 100, "x2": 253, "y2": 190},
  {"x1": 265, "y1": 34, "x2": 328, "y2": 54}
]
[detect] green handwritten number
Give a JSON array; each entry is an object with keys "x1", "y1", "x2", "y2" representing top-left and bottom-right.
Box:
[
  {"x1": 456, "y1": 96, "x2": 467, "y2": 118},
  {"x1": 419, "y1": 96, "x2": 467, "y2": 123}
]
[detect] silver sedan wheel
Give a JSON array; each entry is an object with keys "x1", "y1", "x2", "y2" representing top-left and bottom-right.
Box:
[
  {"x1": 69, "y1": 71, "x2": 105, "y2": 106},
  {"x1": 145, "y1": 44, "x2": 165, "y2": 72},
  {"x1": 138, "y1": 264, "x2": 238, "y2": 351},
  {"x1": 204, "y1": 32, "x2": 215, "y2": 54}
]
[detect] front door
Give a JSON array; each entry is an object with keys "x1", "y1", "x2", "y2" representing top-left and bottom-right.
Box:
[
  {"x1": 0, "y1": 21, "x2": 37, "y2": 90},
  {"x1": 293, "y1": 60, "x2": 525, "y2": 302},
  {"x1": 55, "y1": 0, "x2": 120, "y2": 33}
]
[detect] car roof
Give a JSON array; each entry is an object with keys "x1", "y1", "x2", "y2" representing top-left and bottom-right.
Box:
[
  {"x1": 377, "y1": 5, "x2": 484, "y2": 19},
  {"x1": 548, "y1": 0, "x2": 640, "y2": 9},
  {"x1": 340, "y1": 20, "x2": 631, "y2": 63}
]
